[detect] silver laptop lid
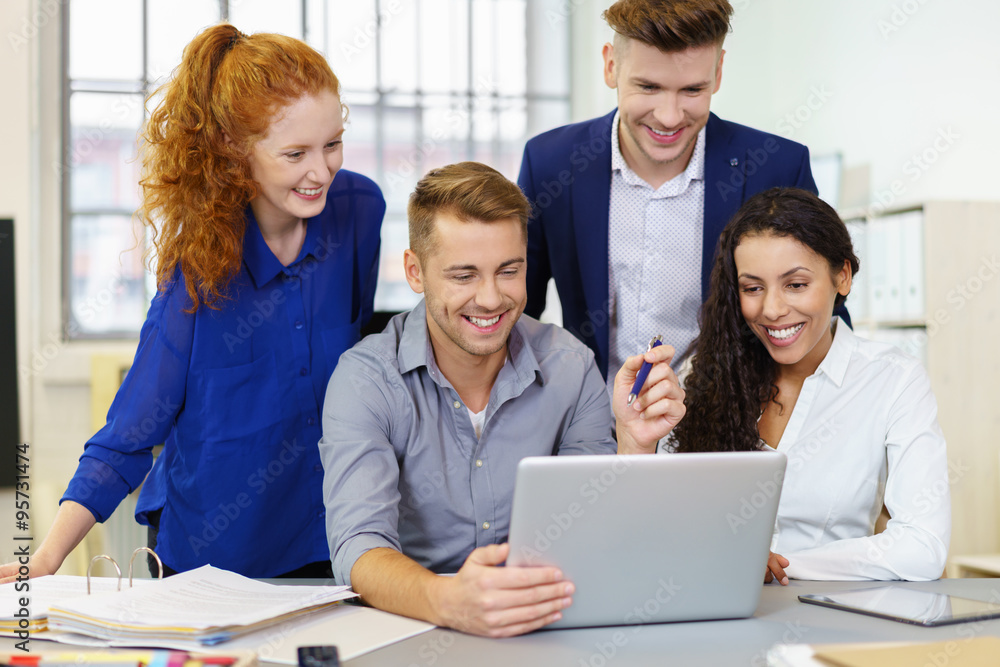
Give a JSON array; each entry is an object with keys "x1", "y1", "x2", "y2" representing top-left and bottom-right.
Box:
[{"x1": 506, "y1": 451, "x2": 787, "y2": 629}]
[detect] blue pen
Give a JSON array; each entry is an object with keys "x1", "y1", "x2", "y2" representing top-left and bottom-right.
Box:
[{"x1": 627, "y1": 336, "x2": 663, "y2": 406}]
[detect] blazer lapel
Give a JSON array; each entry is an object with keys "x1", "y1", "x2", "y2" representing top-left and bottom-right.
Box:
[
  {"x1": 702, "y1": 113, "x2": 746, "y2": 299},
  {"x1": 570, "y1": 112, "x2": 614, "y2": 360}
]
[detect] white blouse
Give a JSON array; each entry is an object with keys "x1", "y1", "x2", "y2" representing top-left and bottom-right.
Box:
[{"x1": 670, "y1": 318, "x2": 951, "y2": 581}]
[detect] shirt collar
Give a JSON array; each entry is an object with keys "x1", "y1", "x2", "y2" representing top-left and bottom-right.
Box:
[
  {"x1": 398, "y1": 301, "x2": 432, "y2": 376},
  {"x1": 397, "y1": 300, "x2": 542, "y2": 389},
  {"x1": 242, "y1": 207, "x2": 322, "y2": 288},
  {"x1": 814, "y1": 316, "x2": 855, "y2": 387},
  {"x1": 610, "y1": 110, "x2": 706, "y2": 193}
]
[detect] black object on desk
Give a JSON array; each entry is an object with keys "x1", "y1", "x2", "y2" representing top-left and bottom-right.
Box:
[{"x1": 297, "y1": 646, "x2": 340, "y2": 667}]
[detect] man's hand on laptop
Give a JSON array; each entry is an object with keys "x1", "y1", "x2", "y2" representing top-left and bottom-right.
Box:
[
  {"x1": 613, "y1": 343, "x2": 686, "y2": 454},
  {"x1": 431, "y1": 543, "x2": 573, "y2": 637},
  {"x1": 764, "y1": 552, "x2": 790, "y2": 585}
]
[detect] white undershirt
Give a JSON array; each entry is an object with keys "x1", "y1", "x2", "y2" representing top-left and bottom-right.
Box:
[
  {"x1": 467, "y1": 407, "x2": 486, "y2": 440},
  {"x1": 466, "y1": 355, "x2": 507, "y2": 439}
]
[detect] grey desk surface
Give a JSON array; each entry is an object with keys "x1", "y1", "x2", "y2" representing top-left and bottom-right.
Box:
[
  {"x1": 4, "y1": 579, "x2": 998, "y2": 666},
  {"x1": 345, "y1": 578, "x2": 1000, "y2": 666}
]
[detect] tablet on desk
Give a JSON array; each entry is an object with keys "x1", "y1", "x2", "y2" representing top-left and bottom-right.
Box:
[{"x1": 799, "y1": 586, "x2": 1000, "y2": 626}]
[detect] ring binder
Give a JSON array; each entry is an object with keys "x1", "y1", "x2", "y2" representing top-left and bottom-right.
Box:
[
  {"x1": 86, "y1": 547, "x2": 163, "y2": 594},
  {"x1": 46, "y1": 565, "x2": 360, "y2": 647},
  {"x1": 85, "y1": 555, "x2": 121, "y2": 594},
  {"x1": 129, "y1": 547, "x2": 163, "y2": 587}
]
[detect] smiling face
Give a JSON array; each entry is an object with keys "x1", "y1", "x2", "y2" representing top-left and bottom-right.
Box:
[
  {"x1": 247, "y1": 89, "x2": 344, "y2": 230},
  {"x1": 735, "y1": 232, "x2": 852, "y2": 377},
  {"x1": 404, "y1": 213, "x2": 527, "y2": 367},
  {"x1": 603, "y1": 39, "x2": 723, "y2": 186}
]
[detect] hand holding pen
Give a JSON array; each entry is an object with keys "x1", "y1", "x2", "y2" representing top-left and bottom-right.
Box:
[
  {"x1": 612, "y1": 336, "x2": 686, "y2": 455},
  {"x1": 627, "y1": 336, "x2": 663, "y2": 406}
]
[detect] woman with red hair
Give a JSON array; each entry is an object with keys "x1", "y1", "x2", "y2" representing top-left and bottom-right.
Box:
[{"x1": 3, "y1": 24, "x2": 383, "y2": 579}]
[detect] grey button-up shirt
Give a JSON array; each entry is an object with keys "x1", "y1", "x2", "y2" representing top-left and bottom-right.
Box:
[{"x1": 320, "y1": 301, "x2": 616, "y2": 585}]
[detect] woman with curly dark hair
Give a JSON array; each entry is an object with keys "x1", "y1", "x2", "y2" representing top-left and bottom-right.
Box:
[
  {"x1": 668, "y1": 187, "x2": 949, "y2": 584},
  {"x1": 0, "y1": 24, "x2": 383, "y2": 580}
]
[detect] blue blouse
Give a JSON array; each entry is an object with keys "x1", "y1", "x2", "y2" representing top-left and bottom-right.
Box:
[{"x1": 62, "y1": 169, "x2": 385, "y2": 577}]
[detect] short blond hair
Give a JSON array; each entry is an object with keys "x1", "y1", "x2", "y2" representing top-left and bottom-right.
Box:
[{"x1": 408, "y1": 162, "x2": 531, "y2": 260}]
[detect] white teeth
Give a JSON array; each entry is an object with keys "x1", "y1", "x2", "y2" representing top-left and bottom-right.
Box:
[
  {"x1": 650, "y1": 127, "x2": 680, "y2": 137},
  {"x1": 766, "y1": 323, "x2": 804, "y2": 339},
  {"x1": 295, "y1": 187, "x2": 322, "y2": 196},
  {"x1": 468, "y1": 315, "x2": 501, "y2": 327}
]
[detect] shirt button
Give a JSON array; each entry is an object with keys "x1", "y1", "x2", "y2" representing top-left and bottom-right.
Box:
[
  {"x1": 482, "y1": 521, "x2": 490, "y2": 530},
  {"x1": 300, "y1": 367, "x2": 308, "y2": 376},
  {"x1": 295, "y1": 321, "x2": 303, "y2": 330},
  {"x1": 318, "y1": 509, "x2": 326, "y2": 517},
  {"x1": 475, "y1": 460, "x2": 483, "y2": 468},
  {"x1": 314, "y1": 464, "x2": 322, "y2": 472},
  {"x1": 307, "y1": 417, "x2": 316, "y2": 426},
  {"x1": 453, "y1": 401, "x2": 461, "y2": 409}
]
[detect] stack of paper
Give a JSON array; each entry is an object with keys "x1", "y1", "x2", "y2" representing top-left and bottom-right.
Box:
[
  {"x1": 2, "y1": 565, "x2": 435, "y2": 663},
  {"x1": 45, "y1": 566, "x2": 357, "y2": 645},
  {"x1": 0, "y1": 575, "x2": 154, "y2": 633}
]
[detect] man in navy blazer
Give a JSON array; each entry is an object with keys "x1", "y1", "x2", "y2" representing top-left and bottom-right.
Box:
[{"x1": 518, "y1": 0, "x2": 818, "y2": 379}]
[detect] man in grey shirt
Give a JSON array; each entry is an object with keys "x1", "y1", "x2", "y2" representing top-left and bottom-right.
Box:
[{"x1": 320, "y1": 162, "x2": 682, "y2": 637}]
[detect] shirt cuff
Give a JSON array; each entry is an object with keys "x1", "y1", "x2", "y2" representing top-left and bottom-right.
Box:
[
  {"x1": 333, "y1": 533, "x2": 400, "y2": 587},
  {"x1": 61, "y1": 456, "x2": 135, "y2": 523}
]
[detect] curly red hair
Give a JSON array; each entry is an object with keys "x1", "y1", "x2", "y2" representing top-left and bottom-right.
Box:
[{"x1": 138, "y1": 24, "x2": 341, "y2": 310}]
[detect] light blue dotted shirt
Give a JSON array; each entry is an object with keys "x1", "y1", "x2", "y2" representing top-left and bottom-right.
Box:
[{"x1": 608, "y1": 111, "x2": 706, "y2": 384}]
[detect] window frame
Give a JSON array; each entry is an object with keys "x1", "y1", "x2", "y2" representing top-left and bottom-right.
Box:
[{"x1": 60, "y1": 0, "x2": 569, "y2": 338}]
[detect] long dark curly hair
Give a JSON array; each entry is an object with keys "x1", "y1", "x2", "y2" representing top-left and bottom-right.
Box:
[{"x1": 671, "y1": 187, "x2": 860, "y2": 453}]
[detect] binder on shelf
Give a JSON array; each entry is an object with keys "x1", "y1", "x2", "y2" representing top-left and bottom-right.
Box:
[
  {"x1": 866, "y1": 216, "x2": 886, "y2": 322},
  {"x1": 882, "y1": 214, "x2": 904, "y2": 322},
  {"x1": 845, "y1": 218, "x2": 868, "y2": 322},
  {"x1": 899, "y1": 209, "x2": 926, "y2": 321},
  {"x1": 867, "y1": 216, "x2": 904, "y2": 322}
]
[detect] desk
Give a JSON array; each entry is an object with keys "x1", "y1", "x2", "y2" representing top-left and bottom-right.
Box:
[
  {"x1": 3, "y1": 580, "x2": 998, "y2": 666},
  {"x1": 346, "y1": 579, "x2": 1000, "y2": 666}
]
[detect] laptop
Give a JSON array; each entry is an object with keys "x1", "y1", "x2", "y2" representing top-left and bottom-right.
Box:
[{"x1": 506, "y1": 451, "x2": 787, "y2": 629}]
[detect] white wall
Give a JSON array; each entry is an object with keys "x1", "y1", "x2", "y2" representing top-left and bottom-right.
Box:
[
  {"x1": 570, "y1": 0, "x2": 617, "y2": 122},
  {"x1": 0, "y1": 0, "x2": 36, "y2": 553},
  {"x1": 717, "y1": 0, "x2": 1000, "y2": 207},
  {"x1": 572, "y1": 0, "x2": 1000, "y2": 208}
]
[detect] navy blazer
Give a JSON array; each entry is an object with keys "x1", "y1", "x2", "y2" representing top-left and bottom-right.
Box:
[{"x1": 518, "y1": 110, "x2": 820, "y2": 377}]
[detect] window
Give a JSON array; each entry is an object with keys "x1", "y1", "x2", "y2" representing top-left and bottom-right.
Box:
[{"x1": 64, "y1": 0, "x2": 570, "y2": 336}]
